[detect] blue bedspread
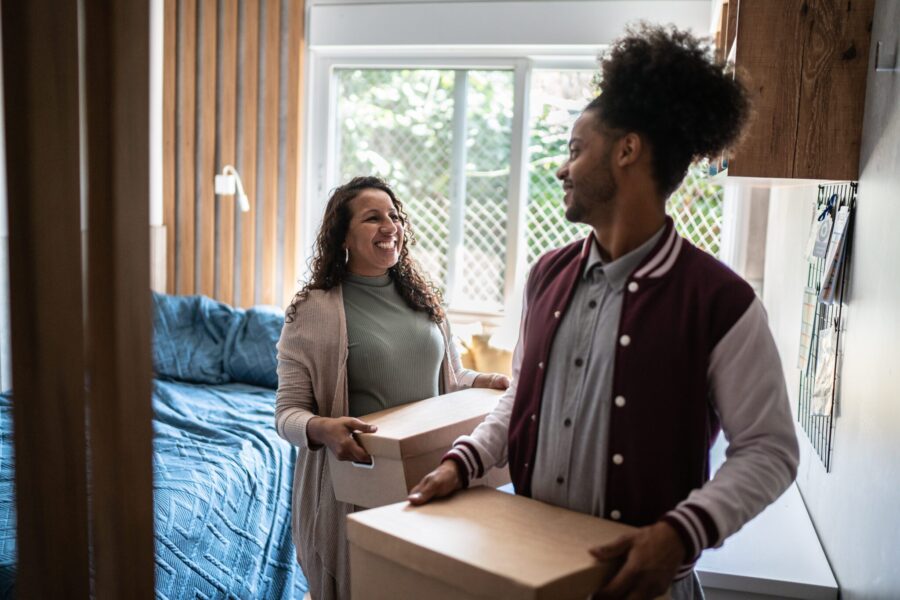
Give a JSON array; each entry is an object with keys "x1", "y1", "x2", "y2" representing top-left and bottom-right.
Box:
[{"x1": 0, "y1": 380, "x2": 307, "y2": 599}]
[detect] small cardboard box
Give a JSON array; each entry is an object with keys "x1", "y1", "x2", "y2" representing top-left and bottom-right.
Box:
[
  {"x1": 328, "y1": 388, "x2": 510, "y2": 508},
  {"x1": 347, "y1": 487, "x2": 670, "y2": 600}
]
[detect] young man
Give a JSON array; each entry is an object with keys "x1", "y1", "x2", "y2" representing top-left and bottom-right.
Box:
[{"x1": 409, "y1": 24, "x2": 799, "y2": 599}]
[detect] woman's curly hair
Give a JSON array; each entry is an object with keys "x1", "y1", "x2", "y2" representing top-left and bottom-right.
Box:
[
  {"x1": 586, "y1": 23, "x2": 751, "y2": 197},
  {"x1": 285, "y1": 176, "x2": 445, "y2": 324}
]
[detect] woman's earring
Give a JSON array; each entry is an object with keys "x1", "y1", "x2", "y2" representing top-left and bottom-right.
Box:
[{"x1": 344, "y1": 248, "x2": 349, "y2": 264}]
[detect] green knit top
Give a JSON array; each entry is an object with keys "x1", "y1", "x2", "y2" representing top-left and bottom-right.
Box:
[{"x1": 342, "y1": 272, "x2": 444, "y2": 417}]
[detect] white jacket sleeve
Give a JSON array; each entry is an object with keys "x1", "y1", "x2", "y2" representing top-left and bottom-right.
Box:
[
  {"x1": 444, "y1": 295, "x2": 527, "y2": 484},
  {"x1": 662, "y1": 297, "x2": 799, "y2": 565}
]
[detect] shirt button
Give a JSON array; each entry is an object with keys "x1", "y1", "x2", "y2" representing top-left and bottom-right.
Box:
[
  {"x1": 588, "y1": 300, "x2": 597, "y2": 309},
  {"x1": 628, "y1": 281, "x2": 639, "y2": 293},
  {"x1": 574, "y1": 357, "x2": 584, "y2": 367},
  {"x1": 619, "y1": 334, "x2": 631, "y2": 347},
  {"x1": 564, "y1": 418, "x2": 572, "y2": 427},
  {"x1": 531, "y1": 413, "x2": 537, "y2": 422},
  {"x1": 554, "y1": 310, "x2": 561, "y2": 319},
  {"x1": 612, "y1": 453, "x2": 624, "y2": 465},
  {"x1": 614, "y1": 395, "x2": 626, "y2": 408},
  {"x1": 610, "y1": 510, "x2": 622, "y2": 520},
  {"x1": 538, "y1": 361, "x2": 545, "y2": 370},
  {"x1": 556, "y1": 476, "x2": 564, "y2": 484}
]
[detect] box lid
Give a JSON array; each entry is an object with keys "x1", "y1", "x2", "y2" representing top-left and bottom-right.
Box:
[
  {"x1": 347, "y1": 487, "x2": 642, "y2": 600},
  {"x1": 355, "y1": 388, "x2": 502, "y2": 459}
]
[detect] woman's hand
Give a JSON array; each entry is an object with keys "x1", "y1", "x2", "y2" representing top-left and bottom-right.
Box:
[
  {"x1": 407, "y1": 460, "x2": 463, "y2": 505},
  {"x1": 472, "y1": 372, "x2": 510, "y2": 390},
  {"x1": 306, "y1": 416, "x2": 377, "y2": 462}
]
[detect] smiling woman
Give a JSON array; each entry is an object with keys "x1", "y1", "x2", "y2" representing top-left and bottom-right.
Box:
[{"x1": 275, "y1": 175, "x2": 510, "y2": 599}]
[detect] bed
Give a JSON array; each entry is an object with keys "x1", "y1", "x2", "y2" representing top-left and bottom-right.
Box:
[{"x1": 0, "y1": 293, "x2": 308, "y2": 599}]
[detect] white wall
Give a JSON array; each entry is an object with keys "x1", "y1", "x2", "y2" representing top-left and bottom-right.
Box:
[
  {"x1": 308, "y1": 1, "x2": 711, "y2": 48},
  {"x1": 761, "y1": 1, "x2": 900, "y2": 597}
]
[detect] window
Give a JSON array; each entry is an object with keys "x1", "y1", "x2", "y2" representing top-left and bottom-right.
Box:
[{"x1": 311, "y1": 58, "x2": 726, "y2": 316}]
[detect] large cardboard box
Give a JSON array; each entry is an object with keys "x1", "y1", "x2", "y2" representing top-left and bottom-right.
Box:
[
  {"x1": 347, "y1": 487, "x2": 670, "y2": 600},
  {"x1": 328, "y1": 388, "x2": 510, "y2": 508}
]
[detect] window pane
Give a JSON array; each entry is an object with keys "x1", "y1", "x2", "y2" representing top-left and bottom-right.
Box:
[
  {"x1": 335, "y1": 68, "x2": 514, "y2": 312},
  {"x1": 336, "y1": 69, "x2": 455, "y2": 288},
  {"x1": 526, "y1": 70, "x2": 725, "y2": 263},
  {"x1": 458, "y1": 70, "x2": 513, "y2": 312},
  {"x1": 525, "y1": 71, "x2": 594, "y2": 266},
  {"x1": 666, "y1": 162, "x2": 723, "y2": 257}
]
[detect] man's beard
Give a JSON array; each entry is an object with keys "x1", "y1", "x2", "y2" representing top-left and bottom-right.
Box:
[{"x1": 564, "y1": 170, "x2": 617, "y2": 224}]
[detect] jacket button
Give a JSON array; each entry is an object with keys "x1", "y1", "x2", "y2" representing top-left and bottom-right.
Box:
[
  {"x1": 612, "y1": 453, "x2": 624, "y2": 465},
  {"x1": 614, "y1": 395, "x2": 626, "y2": 408},
  {"x1": 556, "y1": 476, "x2": 564, "y2": 484},
  {"x1": 564, "y1": 418, "x2": 572, "y2": 427},
  {"x1": 524, "y1": 462, "x2": 529, "y2": 469},
  {"x1": 554, "y1": 310, "x2": 561, "y2": 319},
  {"x1": 574, "y1": 357, "x2": 584, "y2": 367},
  {"x1": 610, "y1": 510, "x2": 622, "y2": 520},
  {"x1": 628, "y1": 281, "x2": 639, "y2": 293},
  {"x1": 619, "y1": 335, "x2": 631, "y2": 347},
  {"x1": 531, "y1": 413, "x2": 537, "y2": 422},
  {"x1": 538, "y1": 361, "x2": 544, "y2": 370}
]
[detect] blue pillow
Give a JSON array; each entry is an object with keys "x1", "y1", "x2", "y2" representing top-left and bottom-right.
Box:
[
  {"x1": 224, "y1": 306, "x2": 283, "y2": 389},
  {"x1": 152, "y1": 292, "x2": 242, "y2": 384}
]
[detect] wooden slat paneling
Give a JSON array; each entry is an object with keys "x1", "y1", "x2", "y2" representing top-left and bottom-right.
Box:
[
  {"x1": 83, "y1": 0, "x2": 156, "y2": 596},
  {"x1": 177, "y1": 0, "x2": 197, "y2": 294},
  {"x1": 164, "y1": 0, "x2": 177, "y2": 294},
  {"x1": 240, "y1": 0, "x2": 260, "y2": 308},
  {"x1": 261, "y1": 0, "x2": 281, "y2": 306},
  {"x1": 199, "y1": 0, "x2": 218, "y2": 297},
  {"x1": 724, "y1": 0, "x2": 738, "y2": 59},
  {"x1": 218, "y1": 0, "x2": 239, "y2": 305},
  {"x1": 1, "y1": 0, "x2": 91, "y2": 596},
  {"x1": 282, "y1": 0, "x2": 305, "y2": 307}
]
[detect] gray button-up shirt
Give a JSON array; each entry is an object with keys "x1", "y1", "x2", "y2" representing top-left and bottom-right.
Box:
[{"x1": 531, "y1": 226, "x2": 665, "y2": 516}]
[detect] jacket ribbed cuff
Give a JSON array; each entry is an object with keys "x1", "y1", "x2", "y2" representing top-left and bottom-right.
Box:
[
  {"x1": 441, "y1": 453, "x2": 470, "y2": 489},
  {"x1": 660, "y1": 502, "x2": 719, "y2": 575}
]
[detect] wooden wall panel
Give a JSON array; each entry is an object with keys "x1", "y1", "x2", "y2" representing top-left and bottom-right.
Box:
[
  {"x1": 1, "y1": 0, "x2": 91, "y2": 597},
  {"x1": 199, "y1": 0, "x2": 218, "y2": 297},
  {"x1": 261, "y1": 0, "x2": 281, "y2": 306},
  {"x1": 83, "y1": 0, "x2": 156, "y2": 597},
  {"x1": 164, "y1": 0, "x2": 177, "y2": 293},
  {"x1": 177, "y1": 0, "x2": 197, "y2": 294},
  {"x1": 283, "y1": 0, "x2": 305, "y2": 307},
  {"x1": 218, "y1": 0, "x2": 238, "y2": 305},
  {"x1": 240, "y1": 0, "x2": 261, "y2": 308},
  {"x1": 163, "y1": 0, "x2": 304, "y2": 308}
]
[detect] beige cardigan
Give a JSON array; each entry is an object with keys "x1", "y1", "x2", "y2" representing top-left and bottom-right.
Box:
[{"x1": 275, "y1": 285, "x2": 472, "y2": 599}]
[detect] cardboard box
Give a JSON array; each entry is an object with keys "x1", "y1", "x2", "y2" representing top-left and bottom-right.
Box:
[
  {"x1": 328, "y1": 388, "x2": 510, "y2": 508},
  {"x1": 347, "y1": 487, "x2": 670, "y2": 600}
]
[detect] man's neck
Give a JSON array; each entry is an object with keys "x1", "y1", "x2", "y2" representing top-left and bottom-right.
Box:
[{"x1": 588, "y1": 196, "x2": 666, "y2": 262}]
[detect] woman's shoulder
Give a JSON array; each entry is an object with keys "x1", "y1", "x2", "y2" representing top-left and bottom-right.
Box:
[{"x1": 282, "y1": 287, "x2": 343, "y2": 335}]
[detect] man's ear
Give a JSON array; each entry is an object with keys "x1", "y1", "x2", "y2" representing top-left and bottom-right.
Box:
[{"x1": 615, "y1": 132, "x2": 643, "y2": 167}]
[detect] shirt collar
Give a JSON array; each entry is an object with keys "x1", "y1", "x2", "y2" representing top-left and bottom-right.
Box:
[{"x1": 582, "y1": 225, "x2": 667, "y2": 291}]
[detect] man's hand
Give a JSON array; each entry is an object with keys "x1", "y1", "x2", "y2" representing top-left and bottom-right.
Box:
[
  {"x1": 407, "y1": 460, "x2": 463, "y2": 505},
  {"x1": 306, "y1": 416, "x2": 376, "y2": 463},
  {"x1": 591, "y1": 521, "x2": 686, "y2": 600},
  {"x1": 472, "y1": 372, "x2": 511, "y2": 390}
]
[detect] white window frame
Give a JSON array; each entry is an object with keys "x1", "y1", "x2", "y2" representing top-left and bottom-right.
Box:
[{"x1": 303, "y1": 48, "x2": 600, "y2": 319}]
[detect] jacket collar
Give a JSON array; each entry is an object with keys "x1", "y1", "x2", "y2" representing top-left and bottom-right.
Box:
[{"x1": 578, "y1": 216, "x2": 682, "y2": 281}]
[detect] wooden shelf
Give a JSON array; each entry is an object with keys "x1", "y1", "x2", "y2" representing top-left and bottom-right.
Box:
[{"x1": 717, "y1": 0, "x2": 874, "y2": 181}]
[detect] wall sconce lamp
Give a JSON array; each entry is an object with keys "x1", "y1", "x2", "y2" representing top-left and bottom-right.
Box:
[{"x1": 214, "y1": 165, "x2": 251, "y2": 212}]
